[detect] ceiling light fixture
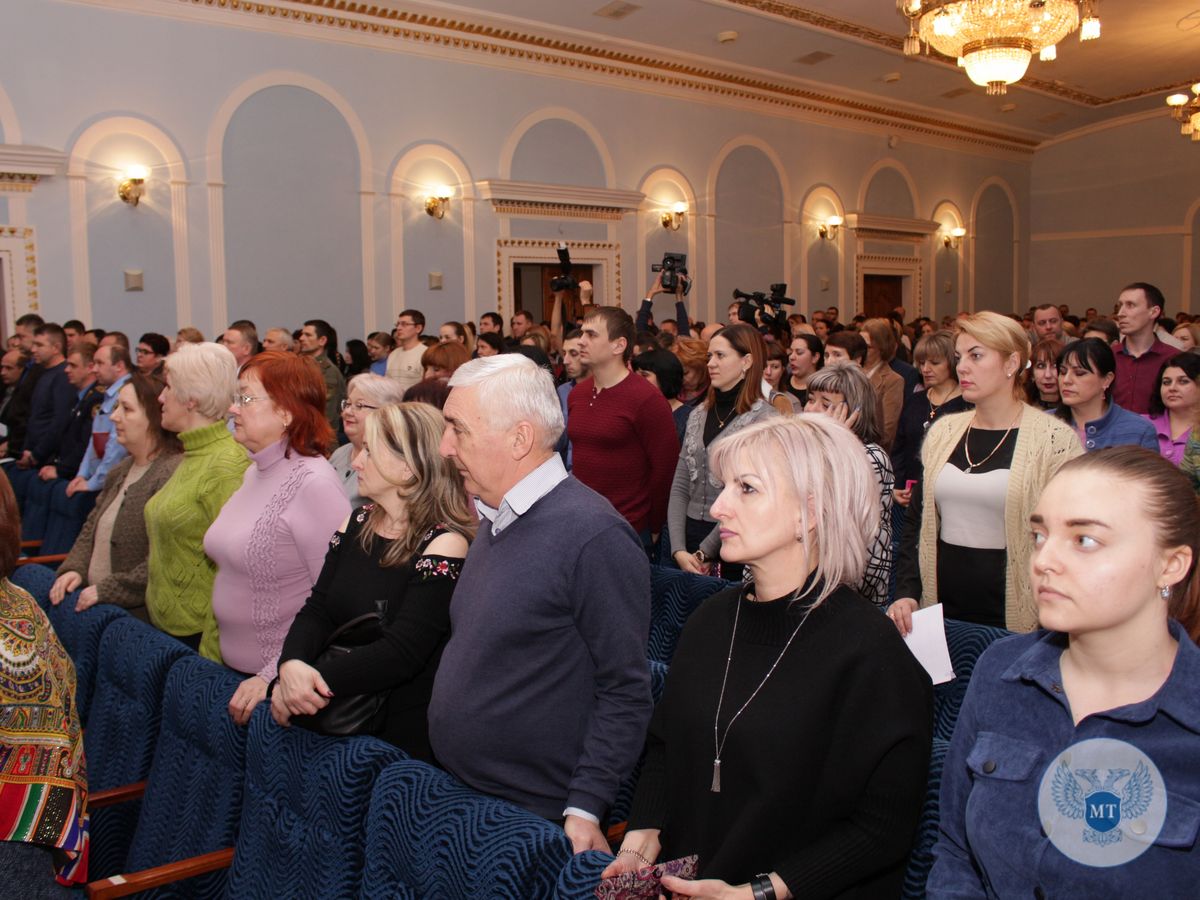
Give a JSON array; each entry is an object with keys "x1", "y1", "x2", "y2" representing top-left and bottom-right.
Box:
[{"x1": 898, "y1": 0, "x2": 1101, "y2": 96}]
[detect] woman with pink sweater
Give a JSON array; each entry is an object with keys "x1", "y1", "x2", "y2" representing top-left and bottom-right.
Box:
[{"x1": 205, "y1": 351, "x2": 350, "y2": 724}]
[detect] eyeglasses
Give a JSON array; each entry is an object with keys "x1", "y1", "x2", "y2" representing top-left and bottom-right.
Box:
[
  {"x1": 136, "y1": 347, "x2": 154, "y2": 355},
  {"x1": 340, "y1": 399, "x2": 379, "y2": 413},
  {"x1": 232, "y1": 394, "x2": 267, "y2": 407}
]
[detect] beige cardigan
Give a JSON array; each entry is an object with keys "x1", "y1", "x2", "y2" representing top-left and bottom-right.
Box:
[{"x1": 917, "y1": 404, "x2": 1082, "y2": 632}]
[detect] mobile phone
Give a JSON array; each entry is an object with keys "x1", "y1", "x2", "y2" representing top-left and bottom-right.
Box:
[{"x1": 905, "y1": 479, "x2": 918, "y2": 492}]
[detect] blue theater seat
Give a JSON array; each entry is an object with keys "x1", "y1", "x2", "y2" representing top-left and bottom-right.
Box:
[{"x1": 647, "y1": 566, "x2": 730, "y2": 664}]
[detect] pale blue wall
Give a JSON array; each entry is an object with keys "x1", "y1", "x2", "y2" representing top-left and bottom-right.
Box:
[
  {"x1": 223, "y1": 86, "x2": 362, "y2": 341},
  {"x1": 974, "y1": 185, "x2": 1016, "y2": 313},
  {"x1": 715, "y1": 146, "x2": 784, "y2": 303}
]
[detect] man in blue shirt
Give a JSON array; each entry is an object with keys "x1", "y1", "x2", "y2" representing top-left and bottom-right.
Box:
[{"x1": 67, "y1": 343, "x2": 132, "y2": 497}]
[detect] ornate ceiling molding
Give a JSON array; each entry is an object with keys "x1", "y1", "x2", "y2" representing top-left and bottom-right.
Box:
[
  {"x1": 844, "y1": 213, "x2": 941, "y2": 240},
  {"x1": 0, "y1": 144, "x2": 67, "y2": 192},
  {"x1": 719, "y1": 0, "x2": 1200, "y2": 107},
  {"x1": 477, "y1": 179, "x2": 644, "y2": 220},
  {"x1": 170, "y1": 0, "x2": 1039, "y2": 153}
]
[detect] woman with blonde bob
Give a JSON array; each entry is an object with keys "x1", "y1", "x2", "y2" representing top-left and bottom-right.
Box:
[
  {"x1": 892, "y1": 312, "x2": 1082, "y2": 635},
  {"x1": 329, "y1": 373, "x2": 409, "y2": 506},
  {"x1": 273, "y1": 402, "x2": 474, "y2": 757},
  {"x1": 607, "y1": 416, "x2": 931, "y2": 899}
]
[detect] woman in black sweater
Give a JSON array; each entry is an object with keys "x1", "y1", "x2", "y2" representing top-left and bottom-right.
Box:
[
  {"x1": 605, "y1": 416, "x2": 932, "y2": 899},
  {"x1": 271, "y1": 403, "x2": 474, "y2": 760}
]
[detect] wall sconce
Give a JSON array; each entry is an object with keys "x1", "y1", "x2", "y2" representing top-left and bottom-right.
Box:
[
  {"x1": 943, "y1": 226, "x2": 967, "y2": 249},
  {"x1": 818, "y1": 215, "x2": 842, "y2": 240},
  {"x1": 424, "y1": 184, "x2": 453, "y2": 219},
  {"x1": 118, "y1": 165, "x2": 149, "y2": 207},
  {"x1": 660, "y1": 201, "x2": 687, "y2": 231}
]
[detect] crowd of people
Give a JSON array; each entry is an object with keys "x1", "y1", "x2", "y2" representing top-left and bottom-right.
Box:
[{"x1": 0, "y1": 276, "x2": 1197, "y2": 895}]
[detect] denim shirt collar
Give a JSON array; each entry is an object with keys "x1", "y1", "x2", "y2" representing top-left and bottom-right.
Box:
[{"x1": 1003, "y1": 620, "x2": 1200, "y2": 732}]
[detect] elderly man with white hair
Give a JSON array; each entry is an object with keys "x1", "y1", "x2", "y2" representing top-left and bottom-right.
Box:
[{"x1": 428, "y1": 354, "x2": 653, "y2": 853}]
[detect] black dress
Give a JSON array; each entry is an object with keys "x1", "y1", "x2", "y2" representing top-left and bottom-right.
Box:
[
  {"x1": 278, "y1": 505, "x2": 463, "y2": 760},
  {"x1": 628, "y1": 581, "x2": 932, "y2": 896}
]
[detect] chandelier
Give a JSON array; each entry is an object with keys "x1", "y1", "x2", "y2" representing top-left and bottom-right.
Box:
[
  {"x1": 898, "y1": 0, "x2": 1101, "y2": 95},
  {"x1": 1166, "y1": 85, "x2": 1200, "y2": 144}
]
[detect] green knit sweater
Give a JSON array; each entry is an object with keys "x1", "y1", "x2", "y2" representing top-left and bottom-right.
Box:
[{"x1": 144, "y1": 421, "x2": 248, "y2": 661}]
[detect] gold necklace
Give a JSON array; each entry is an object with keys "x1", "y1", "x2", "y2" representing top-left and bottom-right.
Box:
[
  {"x1": 963, "y1": 410, "x2": 1021, "y2": 470},
  {"x1": 926, "y1": 385, "x2": 961, "y2": 421}
]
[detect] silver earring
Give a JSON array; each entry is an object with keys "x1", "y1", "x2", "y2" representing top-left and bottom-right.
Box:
[{"x1": 1160, "y1": 585, "x2": 1171, "y2": 600}]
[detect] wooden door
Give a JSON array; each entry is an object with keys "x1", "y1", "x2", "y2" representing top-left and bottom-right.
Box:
[
  {"x1": 538, "y1": 265, "x2": 594, "y2": 324},
  {"x1": 863, "y1": 274, "x2": 903, "y2": 319}
]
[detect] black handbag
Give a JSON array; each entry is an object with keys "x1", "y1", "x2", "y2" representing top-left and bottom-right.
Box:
[{"x1": 287, "y1": 612, "x2": 387, "y2": 736}]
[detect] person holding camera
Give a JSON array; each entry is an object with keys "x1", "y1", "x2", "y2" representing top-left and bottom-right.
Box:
[{"x1": 638, "y1": 265, "x2": 692, "y2": 338}]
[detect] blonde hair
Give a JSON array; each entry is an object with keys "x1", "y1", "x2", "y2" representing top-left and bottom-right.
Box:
[
  {"x1": 954, "y1": 311, "x2": 1031, "y2": 400},
  {"x1": 163, "y1": 342, "x2": 238, "y2": 421},
  {"x1": 360, "y1": 402, "x2": 475, "y2": 566},
  {"x1": 176, "y1": 326, "x2": 205, "y2": 345},
  {"x1": 709, "y1": 415, "x2": 879, "y2": 606},
  {"x1": 347, "y1": 373, "x2": 408, "y2": 408}
]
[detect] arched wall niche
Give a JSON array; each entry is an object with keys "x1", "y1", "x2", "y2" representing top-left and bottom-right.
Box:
[
  {"x1": 499, "y1": 108, "x2": 614, "y2": 188},
  {"x1": 931, "y1": 200, "x2": 966, "y2": 322},
  {"x1": 638, "y1": 166, "x2": 697, "y2": 311},
  {"x1": 971, "y1": 179, "x2": 1019, "y2": 313},
  {"x1": 800, "y1": 184, "x2": 845, "y2": 317}
]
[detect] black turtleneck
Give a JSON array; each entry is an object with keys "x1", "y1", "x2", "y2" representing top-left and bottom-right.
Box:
[{"x1": 704, "y1": 382, "x2": 743, "y2": 445}]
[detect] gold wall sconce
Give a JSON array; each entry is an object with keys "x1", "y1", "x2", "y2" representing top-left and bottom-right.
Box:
[
  {"x1": 118, "y1": 165, "x2": 149, "y2": 206},
  {"x1": 943, "y1": 226, "x2": 967, "y2": 249},
  {"x1": 660, "y1": 201, "x2": 687, "y2": 230},
  {"x1": 818, "y1": 215, "x2": 842, "y2": 240},
  {"x1": 424, "y1": 184, "x2": 453, "y2": 219}
]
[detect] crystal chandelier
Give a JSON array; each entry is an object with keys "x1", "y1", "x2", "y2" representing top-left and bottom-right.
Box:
[
  {"x1": 1166, "y1": 85, "x2": 1200, "y2": 144},
  {"x1": 898, "y1": 0, "x2": 1101, "y2": 96}
]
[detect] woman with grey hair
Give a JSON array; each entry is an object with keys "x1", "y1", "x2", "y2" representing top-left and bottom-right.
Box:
[
  {"x1": 804, "y1": 362, "x2": 894, "y2": 608},
  {"x1": 330, "y1": 374, "x2": 409, "y2": 506},
  {"x1": 144, "y1": 342, "x2": 249, "y2": 655}
]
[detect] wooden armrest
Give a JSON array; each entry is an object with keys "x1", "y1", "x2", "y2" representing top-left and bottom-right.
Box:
[
  {"x1": 14, "y1": 553, "x2": 67, "y2": 566},
  {"x1": 606, "y1": 822, "x2": 627, "y2": 845},
  {"x1": 20, "y1": 539, "x2": 42, "y2": 549},
  {"x1": 86, "y1": 847, "x2": 235, "y2": 899},
  {"x1": 88, "y1": 781, "x2": 147, "y2": 809}
]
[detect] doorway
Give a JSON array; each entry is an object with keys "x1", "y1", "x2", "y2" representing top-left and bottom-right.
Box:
[
  {"x1": 863, "y1": 274, "x2": 903, "y2": 319},
  {"x1": 513, "y1": 262, "x2": 595, "y2": 325}
]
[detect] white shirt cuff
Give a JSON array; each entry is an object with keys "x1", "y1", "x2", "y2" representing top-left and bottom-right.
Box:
[{"x1": 562, "y1": 806, "x2": 599, "y2": 824}]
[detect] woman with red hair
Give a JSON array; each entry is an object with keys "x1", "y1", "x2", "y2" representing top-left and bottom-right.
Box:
[{"x1": 204, "y1": 351, "x2": 351, "y2": 724}]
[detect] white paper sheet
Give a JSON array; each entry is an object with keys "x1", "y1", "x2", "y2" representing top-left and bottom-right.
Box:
[{"x1": 902, "y1": 604, "x2": 955, "y2": 685}]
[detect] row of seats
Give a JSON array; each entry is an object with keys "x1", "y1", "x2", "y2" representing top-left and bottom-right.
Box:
[
  {"x1": 11, "y1": 562, "x2": 1009, "y2": 898},
  {"x1": 10, "y1": 564, "x2": 615, "y2": 899}
]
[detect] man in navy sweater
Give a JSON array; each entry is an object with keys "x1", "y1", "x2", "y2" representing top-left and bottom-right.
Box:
[{"x1": 430, "y1": 354, "x2": 653, "y2": 854}]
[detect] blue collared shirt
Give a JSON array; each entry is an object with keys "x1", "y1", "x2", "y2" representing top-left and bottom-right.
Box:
[
  {"x1": 474, "y1": 454, "x2": 568, "y2": 536},
  {"x1": 928, "y1": 621, "x2": 1200, "y2": 898},
  {"x1": 77, "y1": 373, "x2": 131, "y2": 489},
  {"x1": 1061, "y1": 401, "x2": 1159, "y2": 453}
]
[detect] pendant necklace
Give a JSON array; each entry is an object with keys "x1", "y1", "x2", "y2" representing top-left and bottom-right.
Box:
[
  {"x1": 711, "y1": 581, "x2": 817, "y2": 793},
  {"x1": 963, "y1": 409, "x2": 1022, "y2": 471}
]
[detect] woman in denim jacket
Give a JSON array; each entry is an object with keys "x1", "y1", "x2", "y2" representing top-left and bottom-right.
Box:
[{"x1": 928, "y1": 448, "x2": 1200, "y2": 898}]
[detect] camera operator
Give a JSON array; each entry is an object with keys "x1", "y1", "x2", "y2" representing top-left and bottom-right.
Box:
[{"x1": 637, "y1": 272, "x2": 692, "y2": 338}]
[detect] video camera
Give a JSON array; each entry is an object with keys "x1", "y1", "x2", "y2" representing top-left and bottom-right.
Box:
[
  {"x1": 550, "y1": 242, "x2": 579, "y2": 293},
  {"x1": 651, "y1": 252, "x2": 691, "y2": 295},
  {"x1": 732, "y1": 283, "x2": 796, "y2": 332}
]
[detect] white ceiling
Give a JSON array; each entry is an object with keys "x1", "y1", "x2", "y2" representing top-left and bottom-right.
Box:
[{"x1": 388, "y1": 0, "x2": 1200, "y2": 141}]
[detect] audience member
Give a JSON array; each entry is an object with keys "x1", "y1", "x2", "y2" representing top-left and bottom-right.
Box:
[
  {"x1": 928, "y1": 448, "x2": 1199, "y2": 897},
  {"x1": 1081, "y1": 317, "x2": 1119, "y2": 344},
  {"x1": 403, "y1": 376, "x2": 451, "y2": 409},
  {"x1": 1054, "y1": 338, "x2": 1157, "y2": 452},
  {"x1": 207, "y1": 351, "x2": 350, "y2": 724},
  {"x1": 509, "y1": 310, "x2": 534, "y2": 346},
  {"x1": 478, "y1": 311, "x2": 503, "y2": 337},
  {"x1": 275, "y1": 403, "x2": 472, "y2": 756},
  {"x1": 1028, "y1": 338, "x2": 1065, "y2": 409},
  {"x1": 15, "y1": 324, "x2": 75, "y2": 475},
  {"x1": 50, "y1": 374, "x2": 182, "y2": 619},
  {"x1": 570, "y1": 307, "x2": 679, "y2": 551},
  {"x1": 783, "y1": 333, "x2": 823, "y2": 407},
  {"x1": 298, "y1": 319, "x2": 346, "y2": 431},
  {"x1": 36, "y1": 345, "x2": 102, "y2": 483},
  {"x1": 892, "y1": 312, "x2": 1081, "y2": 634},
  {"x1": 1112, "y1": 282, "x2": 1176, "y2": 414},
  {"x1": 13, "y1": 313, "x2": 45, "y2": 353},
  {"x1": 261, "y1": 327, "x2": 294, "y2": 353},
  {"x1": 366, "y1": 331, "x2": 394, "y2": 375},
  {"x1": 0, "y1": 473, "x2": 89, "y2": 885},
  {"x1": 633, "y1": 347, "x2": 691, "y2": 444},
  {"x1": 329, "y1": 373, "x2": 408, "y2": 506},
  {"x1": 891, "y1": 330, "x2": 969, "y2": 508},
  {"x1": 1032, "y1": 303, "x2": 1068, "y2": 344},
  {"x1": 474, "y1": 332, "x2": 503, "y2": 357},
  {"x1": 671, "y1": 337, "x2": 709, "y2": 404},
  {"x1": 220, "y1": 322, "x2": 258, "y2": 369},
  {"x1": 67, "y1": 343, "x2": 132, "y2": 498},
  {"x1": 1172, "y1": 322, "x2": 1200, "y2": 351},
  {"x1": 762, "y1": 341, "x2": 798, "y2": 414},
  {"x1": 556, "y1": 328, "x2": 586, "y2": 467},
  {"x1": 175, "y1": 326, "x2": 205, "y2": 348},
  {"x1": 438, "y1": 321, "x2": 472, "y2": 355},
  {"x1": 637, "y1": 273, "x2": 692, "y2": 339},
  {"x1": 1144, "y1": 352, "x2": 1200, "y2": 465},
  {"x1": 421, "y1": 340, "x2": 470, "y2": 380},
  {"x1": 669, "y1": 324, "x2": 778, "y2": 581},
  {"x1": 607, "y1": 416, "x2": 931, "y2": 898},
  {"x1": 99, "y1": 330, "x2": 129, "y2": 351},
  {"x1": 386, "y1": 309, "x2": 426, "y2": 392},
  {"x1": 62, "y1": 319, "x2": 86, "y2": 351},
  {"x1": 805, "y1": 363, "x2": 894, "y2": 608},
  {"x1": 136, "y1": 333, "x2": 169, "y2": 375},
  {"x1": 144, "y1": 342, "x2": 248, "y2": 654},
  {"x1": 429, "y1": 355, "x2": 652, "y2": 851},
  {"x1": 520, "y1": 324, "x2": 553, "y2": 357},
  {"x1": 861, "y1": 318, "x2": 906, "y2": 450},
  {"x1": 342, "y1": 339, "x2": 370, "y2": 378},
  {"x1": 0, "y1": 348, "x2": 33, "y2": 458},
  {"x1": 823, "y1": 330, "x2": 866, "y2": 366}
]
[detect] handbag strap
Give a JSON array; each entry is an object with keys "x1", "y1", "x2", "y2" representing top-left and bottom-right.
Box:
[{"x1": 320, "y1": 611, "x2": 382, "y2": 651}]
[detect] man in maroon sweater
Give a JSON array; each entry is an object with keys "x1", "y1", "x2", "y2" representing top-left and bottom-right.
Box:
[
  {"x1": 569, "y1": 306, "x2": 679, "y2": 550},
  {"x1": 1112, "y1": 282, "x2": 1175, "y2": 414}
]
